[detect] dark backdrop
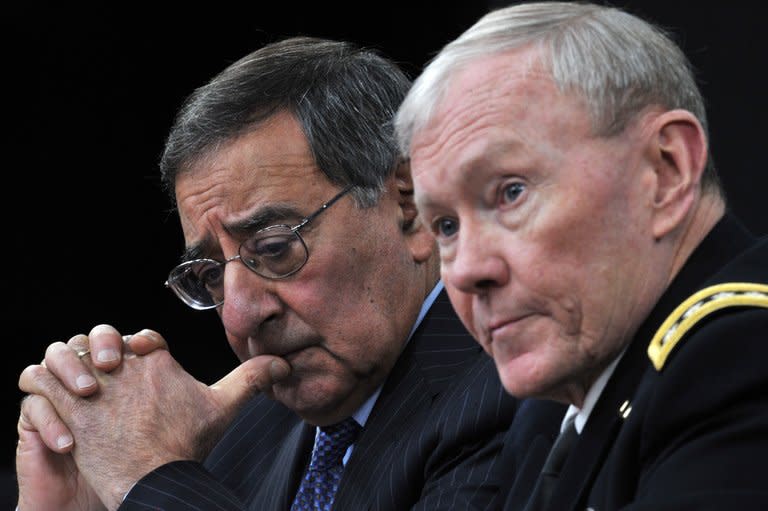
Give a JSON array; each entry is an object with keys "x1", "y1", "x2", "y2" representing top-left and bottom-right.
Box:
[{"x1": 4, "y1": 2, "x2": 766, "y2": 505}]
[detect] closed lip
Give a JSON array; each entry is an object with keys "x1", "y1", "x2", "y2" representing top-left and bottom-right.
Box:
[
  {"x1": 488, "y1": 314, "x2": 533, "y2": 338},
  {"x1": 254, "y1": 339, "x2": 317, "y2": 358},
  {"x1": 280, "y1": 347, "x2": 307, "y2": 359},
  {"x1": 272, "y1": 345, "x2": 309, "y2": 358}
]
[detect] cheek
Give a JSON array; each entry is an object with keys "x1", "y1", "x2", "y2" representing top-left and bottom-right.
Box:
[
  {"x1": 225, "y1": 331, "x2": 250, "y2": 362},
  {"x1": 518, "y1": 203, "x2": 648, "y2": 349},
  {"x1": 290, "y1": 242, "x2": 390, "y2": 343},
  {"x1": 445, "y1": 285, "x2": 478, "y2": 339},
  {"x1": 303, "y1": 247, "x2": 375, "y2": 315},
  {"x1": 521, "y1": 198, "x2": 613, "y2": 298}
]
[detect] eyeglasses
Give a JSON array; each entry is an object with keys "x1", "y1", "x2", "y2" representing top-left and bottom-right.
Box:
[{"x1": 165, "y1": 186, "x2": 352, "y2": 310}]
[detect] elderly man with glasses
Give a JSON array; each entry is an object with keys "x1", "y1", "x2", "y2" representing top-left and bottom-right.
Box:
[{"x1": 16, "y1": 37, "x2": 563, "y2": 511}]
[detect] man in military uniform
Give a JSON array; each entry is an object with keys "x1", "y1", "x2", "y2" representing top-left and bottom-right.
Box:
[{"x1": 395, "y1": 2, "x2": 768, "y2": 509}]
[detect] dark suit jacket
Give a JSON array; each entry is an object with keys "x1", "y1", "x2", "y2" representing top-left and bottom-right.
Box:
[
  {"x1": 121, "y1": 290, "x2": 542, "y2": 510},
  {"x1": 502, "y1": 214, "x2": 768, "y2": 511}
]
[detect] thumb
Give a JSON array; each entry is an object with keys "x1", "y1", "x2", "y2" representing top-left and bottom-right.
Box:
[{"x1": 209, "y1": 355, "x2": 291, "y2": 411}]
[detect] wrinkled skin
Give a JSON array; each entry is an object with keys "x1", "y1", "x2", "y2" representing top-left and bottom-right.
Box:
[
  {"x1": 408, "y1": 47, "x2": 719, "y2": 405},
  {"x1": 17, "y1": 110, "x2": 437, "y2": 510}
]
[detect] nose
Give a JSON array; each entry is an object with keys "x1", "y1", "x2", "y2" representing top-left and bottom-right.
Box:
[
  {"x1": 219, "y1": 259, "x2": 283, "y2": 339},
  {"x1": 443, "y1": 223, "x2": 509, "y2": 294}
]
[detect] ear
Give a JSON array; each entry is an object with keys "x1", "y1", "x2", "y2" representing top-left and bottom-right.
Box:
[
  {"x1": 394, "y1": 159, "x2": 436, "y2": 263},
  {"x1": 647, "y1": 110, "x2": 708, "y2": 240}
]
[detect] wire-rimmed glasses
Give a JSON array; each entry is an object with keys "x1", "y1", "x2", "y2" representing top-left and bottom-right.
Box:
[{"x1": 165, "y1": 186, "x2": 352, "y2": 310}]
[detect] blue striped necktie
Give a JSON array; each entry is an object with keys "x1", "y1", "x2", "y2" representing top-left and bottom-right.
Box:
[{"x1": 291, "y1": 417, "x2": 361, "y2": 511}]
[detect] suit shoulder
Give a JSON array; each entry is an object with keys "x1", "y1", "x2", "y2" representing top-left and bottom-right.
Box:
[{"x1": 647, "y1": 282, "x2": 768, "y2": 371}]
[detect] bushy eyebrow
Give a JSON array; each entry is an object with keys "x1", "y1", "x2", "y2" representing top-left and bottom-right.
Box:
[
  {"x1": 179, "y1": 203, "x2": 303, "y2": 263},
  {"x1": 225, "y1": 204, "x2": 302, "y2": 236},
  {"x1": 180, "y1": 244, "x2": 206, "y2": 263}
]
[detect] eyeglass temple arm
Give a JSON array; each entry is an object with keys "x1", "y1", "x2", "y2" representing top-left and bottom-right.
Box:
[{"x1": 292, "y1": 185, "x2": 353, "y2": 232}]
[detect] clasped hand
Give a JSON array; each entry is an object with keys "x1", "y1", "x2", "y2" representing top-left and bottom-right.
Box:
[{"x1": 16, "y1": 324, "x2": 291, "y2": 511}]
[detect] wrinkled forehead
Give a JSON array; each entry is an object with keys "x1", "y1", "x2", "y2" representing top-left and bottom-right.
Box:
[
  {"x1": 186, "y1": 110, "x2": 320, "y2": 187},
  {"x1": 411, "y1": 50, "x2": 557, "y2": 157},
  {"x1": 173, "y1": 121, "x2": 332, "y2": 247},
  {"x1": 410, "y1": 54, "x2": 570, "y2": 197}
]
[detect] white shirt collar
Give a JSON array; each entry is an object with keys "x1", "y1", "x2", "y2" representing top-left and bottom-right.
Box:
[{"x1": 561, "y1": 346, "x2": 627, "y2": 434}]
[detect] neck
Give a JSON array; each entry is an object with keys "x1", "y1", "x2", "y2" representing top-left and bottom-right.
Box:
[{"x1": 666, "y1": 192, "x2": 725, "y2": 286}]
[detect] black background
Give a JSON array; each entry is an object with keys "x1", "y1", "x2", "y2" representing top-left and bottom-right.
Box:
[{"x1": 4, "y1": 2, "x2": 767, "y2": 505}]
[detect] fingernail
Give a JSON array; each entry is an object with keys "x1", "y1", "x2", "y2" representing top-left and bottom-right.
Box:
[
  {"x1": 76, "y1": 374, "x2": 97, "y2": 390},
  {"x1": 137, "y1": 329, "x2": 156, "y2": 339},
  {"x1": 270, "y1": 360, "x2": 290, "y2": 381},
  {"x1": 96, "y1": 349, "x2": 119, "y2": 363},
  {"x1": 57, "y1": 434, "x2": 73, "y2": 449}
]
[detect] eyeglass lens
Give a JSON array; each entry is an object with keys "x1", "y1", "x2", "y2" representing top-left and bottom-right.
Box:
[
  {"x1": 167, "y1": 186, "x2": 351, "y2": 310},
  {"x1": 167, "y1": 226, "x2": 308, "y2": 309}
]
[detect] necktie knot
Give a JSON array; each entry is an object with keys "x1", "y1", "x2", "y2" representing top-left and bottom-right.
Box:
[
  {"x1": 309, "y1": 417, "x2": 361, "y2": 471},
  {"x1": 291, "y1": 417, "x2": 361, "y2": 511}
]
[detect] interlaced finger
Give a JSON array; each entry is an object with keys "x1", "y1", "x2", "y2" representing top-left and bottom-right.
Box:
[
  {"x1": 19, "y1": 394, "x2": 75, "y2": 453},
  {"x1": 18, "y1": 363, "x2": 82, "y2": 421},
  {"x1": 42, "y1": 342, "x2": 98, "y2": 396}
]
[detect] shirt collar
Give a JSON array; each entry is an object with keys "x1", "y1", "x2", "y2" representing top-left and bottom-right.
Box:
[
  {"x1": 562, "y1": 346, "x2": 626, "y2": 434},
  {"x1": 351, "y1": 279, "x2": 445, "y2": 429}
]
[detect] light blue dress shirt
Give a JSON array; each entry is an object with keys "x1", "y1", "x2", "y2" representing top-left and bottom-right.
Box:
[{"x1": 340, "y1": 280, "x2": 444, "y2": 465}]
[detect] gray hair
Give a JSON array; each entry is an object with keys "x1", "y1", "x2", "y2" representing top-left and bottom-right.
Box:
[
  {"x1": 395, "y1": 1, "x2": 720, "y2": 193},
  {"x1": 160, "y1": 36, "x2": 412, "y2": 207}
]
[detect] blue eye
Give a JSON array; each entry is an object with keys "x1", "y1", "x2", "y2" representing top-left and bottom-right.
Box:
[
  {"x1": 436, "y1": 217, "x2": 459, "y2": 237},
  {"x1": 502, "y1": 182, "x2": 525, "y2": 203}
]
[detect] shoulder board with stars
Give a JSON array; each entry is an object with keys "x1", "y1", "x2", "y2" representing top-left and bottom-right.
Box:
[{"x1": 647, "y1": 282, "x2": 768, "y2": 371}]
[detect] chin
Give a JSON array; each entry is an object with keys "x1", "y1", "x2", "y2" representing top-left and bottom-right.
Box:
[
  {"x1": 274, "y1": 373, "x2": 345, "y2": 420},
  {"x1": 498, "y1": 371, "x2": 537, "y2": 399},
  {"x1": 494, "y1": 352, "x2": 558, "y2": 400}
]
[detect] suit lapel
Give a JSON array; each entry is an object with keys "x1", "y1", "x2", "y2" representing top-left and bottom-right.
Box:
[
  {"x1": 333, "y1": 290, "x2": 481, "y2": 508},
  {"x1": 546, "y1": 330, "x2": 649, "y2": 510},
  {"x1": 544, "y1": 218, "x2": 757, "y2": 510},
  {"x1": 252, "y1": 421, "x2": 314, "y2": 511},
  {"x1": 502, "y1": 434, "x2": 556, "y2": 510},
  {"x1": 497, "y1": 398, "x2": 567, "y2": 511}
]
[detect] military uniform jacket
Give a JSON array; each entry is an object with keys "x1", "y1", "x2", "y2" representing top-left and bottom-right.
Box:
[
  {"x1": 121, "y1": 290, "x2": 526, "y2": 510},
  {"x1": 502, "y1": 214, "x2": 768, "y2": 511}
]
